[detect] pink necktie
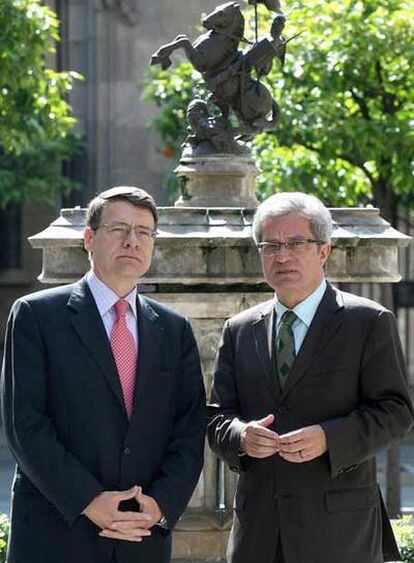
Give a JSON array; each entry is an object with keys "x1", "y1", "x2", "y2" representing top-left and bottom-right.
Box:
[{"x1": 110, "y1": 300, "x2": 137, "y2": 419}]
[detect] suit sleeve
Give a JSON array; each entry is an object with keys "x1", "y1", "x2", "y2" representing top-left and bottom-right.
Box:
[
  {"x1": 321, "y1": 309, "x2": 414, "y2": 478},
  {"x1": 207, "y1": 320, "x2": 252, "y2": 473},
  {"x1": 0, "y1": 299, "x2": 104, "y2": 524},
  {"x1": 146, "y1": 320, "x2": 206, "y2": 528}
]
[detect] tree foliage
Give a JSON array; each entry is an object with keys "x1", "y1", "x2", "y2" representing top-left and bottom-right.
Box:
[
  {"x1": 142, "y1": 0, "x2": 414, "y2": 216},
  {"x1": 0, "y1": 0, "x2": 82, "y2": 207}
]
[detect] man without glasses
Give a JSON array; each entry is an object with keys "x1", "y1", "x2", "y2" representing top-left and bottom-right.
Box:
[
  {"x1": 1, "y1": 186, "x2": 206, "y2": 563},
  {"x1": 208, "y1": 191, "x2": 414, "y2": 563}
]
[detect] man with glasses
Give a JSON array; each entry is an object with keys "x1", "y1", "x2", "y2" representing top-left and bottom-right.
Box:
[
  {"x1": 208, "y1": 191, "x2": 413, "y2": 563},
  {"x1": 1, "y1": 186, "x2": 206, "y2": 563}
]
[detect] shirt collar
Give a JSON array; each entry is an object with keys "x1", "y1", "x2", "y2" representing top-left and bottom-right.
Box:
[
  {"x1": 275, "y1": 279, "x2": 327, "y2": 328},
  {"x1": 86, "y1": 271, "x2": 137, "y2": 318}
]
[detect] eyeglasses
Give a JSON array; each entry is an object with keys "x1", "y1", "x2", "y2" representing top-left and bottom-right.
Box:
[
  {"x1": 94, "y1": 222, "x2": 157, "y2": 242},
  {"x1": 257, "y1": 239, "x2": 326, "y2": 256}
]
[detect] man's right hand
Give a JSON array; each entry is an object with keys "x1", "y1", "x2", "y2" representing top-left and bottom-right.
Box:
[
  {"x1": 82, "y1": 486, "x2": 152, "y2": 541},
  {"x1": 240, "y1": 414, "x2": 280, "y2": 458}
]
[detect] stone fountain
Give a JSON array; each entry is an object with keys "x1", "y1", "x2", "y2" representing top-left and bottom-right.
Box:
[
  {"x1": 29, "y1": 1, "x2": 411, "y2": 560},
  {"x1": 28, "y1": 203, "x2": 410, "y2": 562}
]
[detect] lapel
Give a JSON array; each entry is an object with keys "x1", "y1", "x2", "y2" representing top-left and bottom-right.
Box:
[
  {"x1": 281, "y1": 283, "x2": 344, "y2": 398},
  {"x1": 67, "y1": 277, "x2": 126, "y2": 413},
  {"x1": 130, "y1": 294, "x2": 163, "y2": 420},
  {"x1": 252, "y1": 300, "x2": 281, "y2": 403}
]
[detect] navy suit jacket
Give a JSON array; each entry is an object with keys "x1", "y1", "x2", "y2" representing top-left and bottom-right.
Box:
[{"x1": 1, "y1": 278, "x2": 206, "y2": 563}]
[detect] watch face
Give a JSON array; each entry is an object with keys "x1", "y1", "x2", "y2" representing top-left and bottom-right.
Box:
[{"x1": 158, "y1": 516, "x2": 168, "y2": 527}]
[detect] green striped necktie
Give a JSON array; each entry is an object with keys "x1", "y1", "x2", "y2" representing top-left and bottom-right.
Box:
[{"x1": 277, "y1": 310, "x2": 297, "y2": 388}]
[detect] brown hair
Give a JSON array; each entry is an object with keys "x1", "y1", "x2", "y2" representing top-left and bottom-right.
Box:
[{"x1": 86, "y1": 186, "x2": 158, "y2": 231}]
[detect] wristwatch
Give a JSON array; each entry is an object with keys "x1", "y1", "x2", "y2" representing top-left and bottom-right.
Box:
[{"x1": 157, "y1": 515, "x2": 168, "y2": 528}]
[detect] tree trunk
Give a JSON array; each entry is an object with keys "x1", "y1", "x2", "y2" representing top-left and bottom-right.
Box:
[{"x1": 372, "y1": 177, "x2": 396, "y2": 224}]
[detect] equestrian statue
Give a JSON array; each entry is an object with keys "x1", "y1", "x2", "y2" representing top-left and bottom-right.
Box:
[{"x1": 150, "y1": 0, "x2": 297, "y2": 155}]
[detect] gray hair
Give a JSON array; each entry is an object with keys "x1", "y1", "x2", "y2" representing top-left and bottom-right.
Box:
[{"x1": 252, "y1": 192, "x2": 333, "y2": 244}]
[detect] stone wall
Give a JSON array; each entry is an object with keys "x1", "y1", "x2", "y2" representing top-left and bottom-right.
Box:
[{"x1": 62, "y1": 0, "x2": 220, "y2": 205}]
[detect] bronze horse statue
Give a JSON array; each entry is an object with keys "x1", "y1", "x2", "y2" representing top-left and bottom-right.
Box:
[
  {"x1": 150, "y1": 2, "x2": 281, "y2": 133},
  {"x1": 150, "y1": 2, "x2": 244, "y2": 73}
]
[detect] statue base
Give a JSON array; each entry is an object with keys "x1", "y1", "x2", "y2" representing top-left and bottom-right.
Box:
[{"x1": 174, "y1": 154, "x2": 259, "y2": 208}]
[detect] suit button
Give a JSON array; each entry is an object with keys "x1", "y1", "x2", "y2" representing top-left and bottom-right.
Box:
[
  {"x1": 278, "y1": 407, "x2": 285, "y2": 414},
  {"x1": 124, "y1": 447, "x2": 131, "y2": 455}
]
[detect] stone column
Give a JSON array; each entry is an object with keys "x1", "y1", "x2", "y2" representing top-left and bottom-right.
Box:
[{"x1": 175, "y1": 156, "x2": 259, "y2": 208}]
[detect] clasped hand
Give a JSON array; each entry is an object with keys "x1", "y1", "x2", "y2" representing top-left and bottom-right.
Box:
[
  {"x1": 83, "y1": 485, "x2": 162, "y2": 543},
  {"x1": 240, "y1": 414, "x2": 327, "y2": 463}
]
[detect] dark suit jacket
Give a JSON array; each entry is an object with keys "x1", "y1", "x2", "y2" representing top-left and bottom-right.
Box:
[
  {"x1": 208, "y1": 283, "x2": 414, "y2": 563},
  {"x1": 1, "y1": 278, "x2": 206, "y2": 563}
]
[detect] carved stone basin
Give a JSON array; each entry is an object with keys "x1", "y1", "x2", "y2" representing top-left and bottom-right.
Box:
[{"x1": 29, "y1": 205, "x2": 410, "y2": 285}]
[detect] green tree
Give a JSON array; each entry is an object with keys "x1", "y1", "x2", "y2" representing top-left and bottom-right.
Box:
[
  {"x1": 0, "y1": 0, "x2": 82, "y2": 207},
  {"x1": 256, "y1": 0, "x2": 413, "y2": 219},
  {"x1": 142, "y1": 0, "x2": 414, "y2": 219}
]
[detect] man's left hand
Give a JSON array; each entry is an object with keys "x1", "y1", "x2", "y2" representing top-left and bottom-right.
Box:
[
  {"x1": 135, "y1": 487, "x2": 163, "y2": 525},
  {"x1": 100, "y1": 487, "x2": 163, "y2": 542},
  {"x1": 278, "y1": 425, "x2": 327, "y2": 463}
]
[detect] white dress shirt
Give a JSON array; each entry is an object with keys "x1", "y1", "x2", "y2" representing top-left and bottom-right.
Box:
[{"x1": 86, "y1": 271, "x2": 138, "y2": 346}]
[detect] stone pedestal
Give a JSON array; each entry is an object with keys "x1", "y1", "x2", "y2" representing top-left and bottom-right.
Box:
[
  {"x1": 175, "y1": 156, "x2": 259, "y2": 208},
  {"x1": 29, "y1": 205, "x2": 411, "y2": 561}
]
